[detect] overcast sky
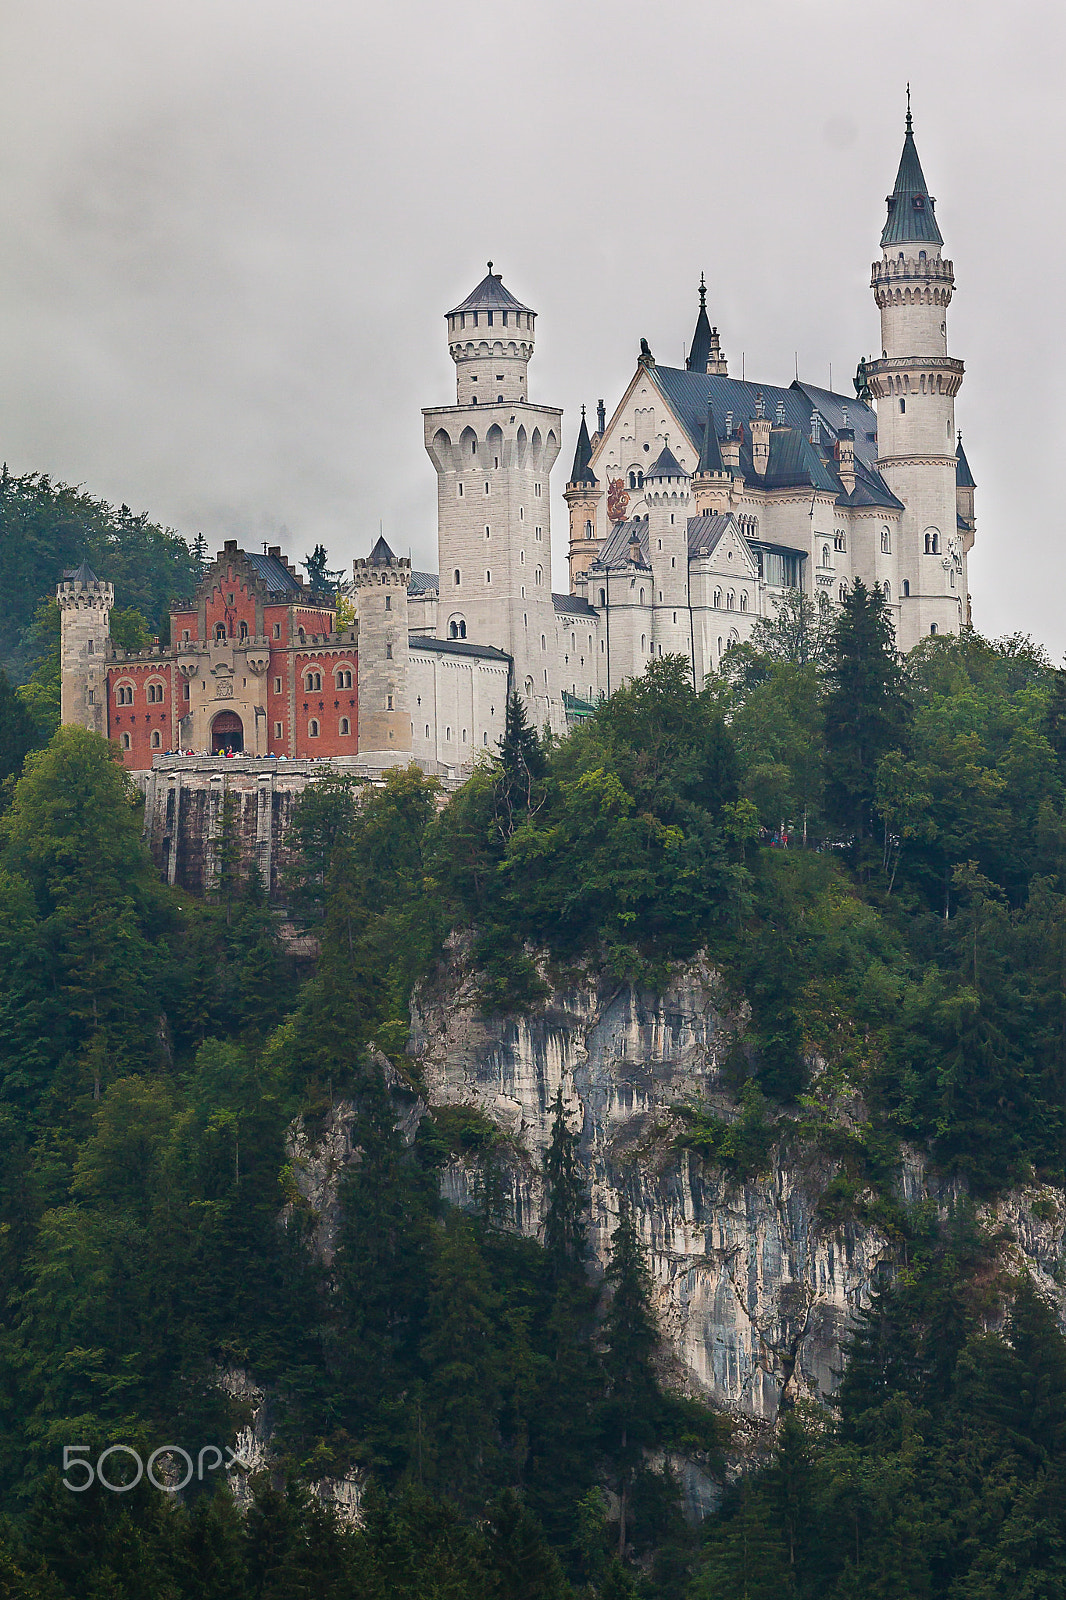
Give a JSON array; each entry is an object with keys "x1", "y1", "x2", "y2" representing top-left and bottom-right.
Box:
[{"x1": 1, "y1": 0, "x2": 1062, "y2": 651}]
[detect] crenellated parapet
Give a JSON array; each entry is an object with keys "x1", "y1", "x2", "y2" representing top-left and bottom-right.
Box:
[{"x1": 865, "y1": 354, "x2": 965, "y2": 401}]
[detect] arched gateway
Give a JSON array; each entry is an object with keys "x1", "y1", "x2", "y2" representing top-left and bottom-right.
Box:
[{"x1": 210, "y1": 710, "x2": 244, "y2": 754}]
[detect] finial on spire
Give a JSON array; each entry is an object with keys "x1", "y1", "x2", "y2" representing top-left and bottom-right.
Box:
[
  {"x1": 581, "y1": 403, "x2": 586, "y2": 418},
  {"x1": 957, "y1": 428, "x2": 963, "y2": 445},
  {"x1": 906, "y1": 83, "x2": 912, "y2": 134},
  {"x1": 699, "y1": 271, "x2": 707, "y2": 312},
  {"x1": 487, "y1": 259, "x2": 494, "y2": 275}
]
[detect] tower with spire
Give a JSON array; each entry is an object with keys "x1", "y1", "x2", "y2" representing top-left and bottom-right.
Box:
[
  {"x1": 565, "y1": 406, "x2": 603, "y2": 590},
  {"x1": 865, "y1": 93, "x2": 966, "y2": 645},
  {"x1": 424, "y1": 264, "x2": 563, "y2": 730},
  {"x1": 57, "y1": 559, "x2": 113, "y2": 735},
  {"x1": 685, "y1": 275, "x2": 728, "y2": 376}
]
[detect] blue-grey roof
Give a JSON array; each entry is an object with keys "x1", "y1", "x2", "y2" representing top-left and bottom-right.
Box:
[
  {"x1": 595, "y1": 516, "x2": 651, "y2": 571},
  {"x1": 956, "y1": 433, "x2": 976, "y2": 489},
  {"x1": 68, "y1": 559, "x2": 98, "y2": 584},
  {"x1": 368, "y1": 535, "x2": 396, "y2": 565},
  {"x1": 644, "y1": 367, "x2": 901, "y2": 509},
  {"x1": 245, "y1": 552, "x2": 304, "y2": 595},
  {"x1": 554, "y1": 592, "x2": 596, "y2": 615},
  {"x1": 569, "y1": 409, "x2": 596, "y2": 486},
  {"x1": 409, "y1": 571, "x2": 439, "y2": 596},
  {"x1": 697, "y1": 403, "x2": 724, "y2": 474},
  {"x1": 881, "y1": 114, "x2": 943, "y2": 247},
  {"x1": 687, "y1": 512, "x2": 745, "y2": 560},
  {"x1": 648, "y1": 444, "x2": 688, "y2": 479},
  {"x1": 409, "y1": 635, "x2": 510, "y2": 663},
  {"x1": 447, "y1": 266, "x2": 533, "y2": 319}
]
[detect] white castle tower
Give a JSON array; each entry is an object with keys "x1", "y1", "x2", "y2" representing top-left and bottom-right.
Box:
[
  {"x1": 57, "y1": 559, "x2": 113, "y2": 735},
  {"x1": 866, "y1": 99, "x2": 966, "y2": 646},
  {"x1": 423, "y1": 264, "x2": 563, "y2": 730},
  {"x1": 645, "y1": 445, "x2": 694, "y2": 670}
]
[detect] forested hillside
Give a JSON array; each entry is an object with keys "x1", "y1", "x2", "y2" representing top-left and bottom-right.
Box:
[{"x1": 1, "y1": 583, "x2": 1066, "y2": 1597}]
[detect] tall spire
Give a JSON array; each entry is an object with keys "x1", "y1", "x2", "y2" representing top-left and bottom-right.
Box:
[
  {"x1": 697, "y1": 402, "x2": 724, "y2": 475},
  {"x1": 568, "y1": 405, "x2": 596, "y2": 486},
  {"x1": 881, "y1": 93, "x2": 943, "y2": 247},
  {"x1": 686, "y1": 273, "x2": 713, "y2": 372}
]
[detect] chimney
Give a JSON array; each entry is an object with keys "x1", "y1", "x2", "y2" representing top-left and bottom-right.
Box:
[
  {"x1": 597, "y1": 398, "x2": 606, "y2": 435},
  {"x1": 751, "y1": 395, "x2": 771, "y2": 476},
  {"x1": 721, "y1": 423, "x2": 741, "y2": 474},
  {"x1": 836, "y1": 424, "x2": 856, "y2": 494}
]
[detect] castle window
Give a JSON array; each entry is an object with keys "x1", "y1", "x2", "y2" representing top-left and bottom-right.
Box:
[
  {"x1": 585, "y1": 520, "x2": 592, "y2": 538},
  {"x1": 740, "y1": 593, "x2": 748, "y2": 612},
  {"x1": 227, "y1": 593, "x2": 234, "y2": 606},
  {"x1": 274, "y1": 721, "x2": 283, "y2": 738},
  {"x1": 839, "y1": 584, "x2": 848, "y2": 603},
  {"x1": 486, "y1": 312, "x2": 493, "y2": 326},
  {"x1": 950, "y1": 570, "x2": 956, "y2": 588},
  {"x1": 727, "y1": 591, "x2": 735, "y2": 610},
  {"x1": 385, "y1": 643, "x2": 393, "y2": 659},
  {"x1": 385, "y1": 594, "x2": 391, "y2": 611},
  {"x1": 182, "y1": 630, "x2": 190, "y2": 641},
  {"x1": 881, "y1": 529, "x2": 891, "y2": 554},
  {"x1": 462, "y1": 728, "x2": 467, "y2": 742},
  {"x1": 822, "y1": 544, "x2": 830, "y2": 567},
  {"x1": 150, "y1": 730, "x2": 161, "y2": 749},
  {"x1": 458, "y1": 483, "x2": 464, "y2": 497},
  {"x1": 239, "y1": 621, "x2": 248, "y2": 640},
  {"x1": 718, "y1": 636, "x2": 723, "y2": 656},
  {"x1": 87, "y1": 639, "x2": 94, "y2": 654},
  {"x1": 541, "y1": 634, "x2": 546, "y2": 651},
  {"x1": 272, "y1": 624, "x2": 280, "y2": 638},
  {"x1": 535, "y1": 483, "x2": 541, "y2": 497},
  {"x1": 215, "y1": 624, "x2": 226, "y2": 642},
  {"x1": 425, "y1": 724, "x2": 430, "y2": 737},
  {"x1": 883, "y1": 581, "x2": 891, "y2": 600},
  {"x1": 834, "y1": 533, "x2": 846, "y2": 551},
  {"x1": 599, "y1": 588, "x2": 606, "y2": 606},
  {"x1": 298, "y1": 628, "x2": 306, "y2": 643},
  {"x1": 485, "y1": 481, "x2": 490, "y2": 494},
  {"x1": 899, "y1": 399, "x2": 906, "y2": 413},
  {"x1": 184, "y1": 683, "x2": 190, "y2": 700},
  {"x1": 446, "y1": 725, "x2": 451, "y2": 740},
  {"x1": 930, "y1": 623, "x2": 938, "y2": 635},
  {"x1": 714, "y1": 588, "x2": 722, "y2": 607},
  {"x1": 471, "y1": 438, "x2": 476, "y2": 454},
  {"x1": 535, "y1": 526, "x2": 542, "y2": 541},
  {"x1": 305, "y1": 671, "x2": 322, "y2": 691},
  {"x1": 486, "y1": 570, "x2": 491, "y2": 584},
  {"x1": 336, "y1": 669, "x2": 352, "y2": 688},
  {"x1": 535, "y1": 565, "x2": 543, "y2": 585},
  {"x1": 924, "y1": 531, "x2": 940, "y2": 554},
  {"x1": 629, "y1": 473, "x2": 636, "y2": 490},
  {"x1": 147, "y1": 682, "x2": 164, "y2": 703},
  {"x1": 639, "y1": 587, "x2": 645, "y2": 604},
  {"x1": 116, "y1": 684, "x2": 134, "y2": 706},
  {"x1": 903, "y1": 579, "x2": 910, "y2": 597},
  {"x1": 386, "y1": 695, "x2": 393, "y2": 711},
  {"x1": 308, "y1": 719, "x2": 320, "y2": 737},
  {"x1": 87, "y1": 689, "x2": 95, "y2": 704},
  {"x1": 454, "y1": 569, "x2": 461, "y2": 585},
  {"x1": 120, "y1": 732, "x2": 131, "y2": 750},
  {"x1": 641, "y1": 635, "x2": 646, "y2": 652}
]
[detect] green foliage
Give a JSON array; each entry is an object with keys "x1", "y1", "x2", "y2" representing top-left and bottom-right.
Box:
[
  {"x1": 673, "y1": 1080, "x2": 778, "y2": 1181},
  {"x1": 0, "y1": 468, "x2": 196, "y2": 680}
]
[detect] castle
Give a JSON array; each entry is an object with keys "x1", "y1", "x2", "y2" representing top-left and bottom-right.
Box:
[{"x1": 60, "y1": 107, "x2": 975, "y2": 782}]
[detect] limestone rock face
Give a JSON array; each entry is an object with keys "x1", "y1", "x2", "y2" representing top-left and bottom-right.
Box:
[{"x1": 408, "y1": 951, "x2": 1066, "y2": 1426}]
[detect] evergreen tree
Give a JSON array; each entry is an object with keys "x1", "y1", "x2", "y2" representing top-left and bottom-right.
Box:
[
  {"x1": 822, "y1": 578, "x2": 909, "y2": 858},
  {"x1": 494, "y1": 691, "x2": 547, "y2": 838},
  {"x1": 303, "y1": 543, "x2": 345, "y2": 597},
  {"x1": 190, "y1": 532, "x2": 210, "y2": 582},
  {"x1": 601, "y1": 1194, "x2": 661, "y2": 1557},
  {"x1": 543, "y1": 1087, "x2": 587, "y2": 1277},
  {"x1": 0, "y1": 669, "x2": 40, "y2": 796}
]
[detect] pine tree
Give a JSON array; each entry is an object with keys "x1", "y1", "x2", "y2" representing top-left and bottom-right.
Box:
[
  {"x1": 190, "y1": 531, "x2": 210, "y2": 581},
  {"x1": 303, "y1": 543, "x2": 345, "y2": 597},
  {"x1": 494, "y1": 691, "x2": 546, "y2": 838},
  {"x1": 822, "y1": 578, "x2": 909, "y2": 859},
  {"x1": 601, "y1": 1194, "x2": 661, "y2": 1557},
  {"x1": 543, "y1": 1087, "x2": 587, "y2": 1278}
]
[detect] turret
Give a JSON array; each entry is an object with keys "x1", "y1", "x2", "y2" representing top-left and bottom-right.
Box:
[
  {"x1": 352, "y1": 536, "x2": 412, "y2": 757},
  {"x1": 645, "y1": 446, "x2": 692, "y2": 666},
  {"x1": 864, "y1": 96, "x2": 967, "y2": 647},
  {"x1": 58, "y1": 560, "x2": 113, "y2": 735},
  {"x1": 956, "y1": 431, "x2": 976, "y2": 551},
  {"x1": 565, "y1": 406, "x2": 603, "y2": 591},
  {"x1": 691, "y1": 402, "x2": 731, "y2": 514},
  {"x1": 445, "y1": 262, "x2": 535, "y2": 407},
  {"x1": 685, "y1": 274, "x2": 728, "y2": 376}
]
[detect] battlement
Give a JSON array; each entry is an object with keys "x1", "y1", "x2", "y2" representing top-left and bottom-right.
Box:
[
  {"x1": 872, "y1": 254, "x2": 953, "y2": 283},
  {"x1": 57, "y1": 578, "x2": 114, "y2": 607}
]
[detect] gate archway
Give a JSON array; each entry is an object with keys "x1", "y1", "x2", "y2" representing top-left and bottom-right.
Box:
[{"x1": 210, "y1": 710, "x2": 244, "y2": 754}]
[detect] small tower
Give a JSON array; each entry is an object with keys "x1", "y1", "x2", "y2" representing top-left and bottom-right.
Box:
[
  {"x1": 685, "y1": 274, "x2": 728, "y2": 376},
  {"x1": 445, "y1": 260, "x2": 536, "y2": 407},
  {"x1": 865, "y1": 96, "x2": 966, "y2": 646},
  {"x1": 57, "y1": 559, "x2": 113, "y2": 735},
  {"x1": 690, "y1": 402, "x2": 731, "y2": 515},
  {"x1": 955, "y1": 430, "x2": 976, "y2": 549},
  {"x1": 565, "y1": 406, "x2": 603, "y2": 592},
  {"x1": 645, "y1": 446, "x2": 692, "y2": 668},
  {"x1": 352, "y1": 535, "x2": 412, "y2": 759}
]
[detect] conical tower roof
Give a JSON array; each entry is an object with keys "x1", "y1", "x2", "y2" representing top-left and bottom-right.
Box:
[
  {"x1": 686, "y1": 274, "x2": 714, "y2": 373},
  {"x1": 69, "y1": 559, "x2": 99, "y2": 584},
  {"x1": 697, "y1": 402, "x2": 724, "y2": 474},
  {"x1": 368, "y1": 534, "x2": 397, "y2": 565},
  {"x1": 568, "y1": 406, "x2": 596, "y2": 486},
  {"x1": 648, "y1": 444, "x2": 688, "y2": 480},
  {"x1": 956, "y1": 431, "x2": 976, "y2": 489},
  {"x1": 447, "y1": 262, "x2": 533, "y2": 318},
  {"x1": 881, "y1": 97, "x2": 943, "y2": 247}
]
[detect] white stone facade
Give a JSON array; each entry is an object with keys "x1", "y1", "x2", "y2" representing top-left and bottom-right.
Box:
[{"x1": 349, "y1": 117, "x2": 975, "y2": 774}]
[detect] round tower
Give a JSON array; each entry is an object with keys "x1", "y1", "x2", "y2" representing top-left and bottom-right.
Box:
[
  {"x1": 645, "y1": 446, "x2": 693, "y2": 668},
  {"x1": 865, "y1": 98, "x2": 966, "y2": 646},
  {"x1": 57, "y1": 559, "x2": 113, "y2": 735},
  {"x1": 353, "y1": 536, "x2": 412, "y2": 759},
  {"x1": 446, "y1": 262, "x2": 535, "y2": 408},
  {"x1": 565, "y1": 406, "x2": 604, "y2": 591}
]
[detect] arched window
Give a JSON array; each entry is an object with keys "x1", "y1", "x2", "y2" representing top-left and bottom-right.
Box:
[
  {"x1": 713, "y1": 588, "x2": 722, "y2": 608},
  {"x1": 116, "y1": 683, "x2": 134, "y2": 706},
  {"x1": 881, "y1": 529, "x2": 891, "y2": 554},
  {"x1": 839, "y1": 583, "x2": 848, "y2": 603},
  {"x1": 822, "y1": 544, "x2": 830, "y2": 566},
  {"x1": 718, "y1": 636, "x2": 723, "y2": 656},
  {"x1": 340, "y1": 717, "x2": 350, "y2": 735},
  {"x1": 727, "y1": 590, "x2": 735, "y2": 610},
  {"x1": 119, "y1": 732, "x2": 131, "y2": 750},
  {"x1": 628, "y1": 472, "x2": 636, "y2": 489},
  {"x1": 599, "y1": 588, "x2": 606, "y2": 607},
  {"x1": 448, "y1": 618, "x2": 467, "y2": 640},
  {"x1": 215, "y1": 623, "x2": 226, "y2": 643},
  {"x1": 305, "y1": 670, "x2": 322, "y2": 691},
  {"x1": 385, "y1": 594, "x2": 391, "y2": 611},
  {"x1": 454, "y1": 568, "x2": 461, "y2": 585},
  {"x1": 147, "y1": 682, "x2": 165, "y2": 703},
  {"x1": 150, "y1": 730, "x2": 161, "y2": 749},
  {"x1": 883, "y1": 581, "x2": 891, "y2": 601},
  {"x1": 386, "y1": 642, "x2": 393, "y2": 658},
  {"x1": 740, "y1": 592, "x2": 748, "y2": 612},
  {"x1": 903, "y1": 579, "x2": 910, "y2": 596},
  {"x1": 239, "y1": 620, "x2": 248, "y2": 640},
  {"x1": 541, "y1": 634, "x2": 546, "y2": 651},
  {"x1": 585, "y1": 520, "x2": 593, "y2": 538},
  {"x1": 641, "y1": 634, "x2": 646, "y2": 652},
  {"x1": 639, "y1": 587, "x2": 645, "y2": 605},
  {"x1": 335, "y1": 668, "x2": 352, "y2": 688},
  {"x1": 308, "y1": 718, "x2": 320, "y2": 737},
  {"x1": 535, "y1": 565, "x2": 543, "y2": 586},
  {"x1": 930, "y1": 623, "x2": 938, "y2": 635}
]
